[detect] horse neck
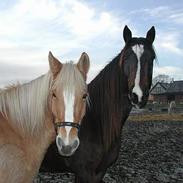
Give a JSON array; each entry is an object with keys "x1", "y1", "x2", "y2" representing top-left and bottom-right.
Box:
[
  {"x1": 87, "y1": 54, "x2": 130, "y2": 149},
  {"x1": 89, "y1": 54, "x2": 127, "y2": 112},
  {"x1": 0, "y1": 73, "x2": 52, "y2": 137}
]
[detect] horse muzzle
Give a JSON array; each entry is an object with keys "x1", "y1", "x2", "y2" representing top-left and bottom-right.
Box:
[
  {"x1": 56, "y1": 135, "x2": 80, "y2": 156},
  {"x1": 55, "y1": 121, "x2": 80, "y2": 156},
  {"x1": 128, "y1": 93, "x2": 148, "y2": 109}
]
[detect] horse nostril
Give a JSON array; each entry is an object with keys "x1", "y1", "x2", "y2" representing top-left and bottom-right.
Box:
[
  {"x1": 131, "y1": 93, "x2": 138, "y2": 104},
  {"x1": 56, "y1": 136, "x2": 64, "y2": 148},
  {"x1": 72, "y1": 139, "x2": 80, "y2": 149}
]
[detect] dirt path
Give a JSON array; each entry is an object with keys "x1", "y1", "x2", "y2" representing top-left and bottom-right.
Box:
[{"x1": 35, "y1": 120, "x2": 183, "y2": 183}]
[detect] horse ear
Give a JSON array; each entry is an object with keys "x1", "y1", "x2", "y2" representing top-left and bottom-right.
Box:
[
  {"x1": 48, "y1": 51, "x2": 62, "y2": 78},
  {"x1": 123, "y1": 25, "x2": 132, "y2": 43},
  {"x1": 146, "y1": 26, "x2": 155, "y2": 44},
  {"x1": 77, "y1": 52, "x2": 90, "y2": 80}
]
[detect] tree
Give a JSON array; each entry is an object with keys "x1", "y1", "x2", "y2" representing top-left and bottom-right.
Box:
[{"x1": 152, "y1": 74, "x2": 174, "y2": 86}]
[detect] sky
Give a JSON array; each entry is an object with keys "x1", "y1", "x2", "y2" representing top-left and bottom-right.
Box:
[{"x1": 0, "y1": 0, "x2": 183, "y2": 86}]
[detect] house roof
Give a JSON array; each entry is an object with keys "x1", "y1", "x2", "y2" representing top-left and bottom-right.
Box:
[
  {"x1": 166, "y1": 80, "x2": 183, "y2": 93},
  {"x1": 150, "y1": 80, "x2": 183, "y2": 95},
  {"x1": 150, "y1": 82, "x2": 170, "y2": 94},
  {"x1": 161, "y1": 83, "x2": 170, "y2": 89}
]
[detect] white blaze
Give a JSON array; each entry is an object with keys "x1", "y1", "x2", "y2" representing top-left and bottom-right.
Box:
[
  {"x1": 132, "y1": 44, "x2": 144, "y2": 102},
  {"x1": 63, "y1": 90, "x2": 75, "y2": 145}
]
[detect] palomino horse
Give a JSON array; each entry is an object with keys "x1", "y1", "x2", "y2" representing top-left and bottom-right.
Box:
[
  {"x1": 40, "y1": 26, "x2": 156, "y2": 183},
  {"x1": 0, "y1": 52, "x2": 90, "y2": 183}
]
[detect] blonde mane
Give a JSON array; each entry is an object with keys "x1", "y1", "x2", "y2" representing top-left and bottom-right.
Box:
[{"x1": 0, "y1": 73, "x2": 52, "y2": 135}]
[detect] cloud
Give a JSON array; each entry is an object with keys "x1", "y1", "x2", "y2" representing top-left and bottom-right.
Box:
[
  {"x1": 0, "y1": 0, "x2": 126, "y2": 86},
  {"x1": 0, "y1": 62, "x2": 49, "y2": 87},
  {"x1": 155, "y1": 32, "x2": 183, "y2": 56},
  {"x1": 169, "y1": 12, "x2": 183, "y2": 24},
  {"x1": 0, "y1": 0, "x2": 124, "y2": 64},
  {"x1": 0, "y1": 1, "x2": 182, "y2": 87},
  {"x1": 153, "y1": 66, "x2": 183, "y2": 80},
  {"x1": 130, "y1": 6, "x2": 183, "y2": 25},
  {"x1": 63, "y1": 2, "x2": 122, "y2": 39},
  {"x1": 129, "y1": 6, "x2": 183, "y2": 58},
  {"x1": 0, "y1": 0, "x2": 122, "y2": 45},
  {"x1": 87, "y1": 62, "x2": 105, "y2": 83}
]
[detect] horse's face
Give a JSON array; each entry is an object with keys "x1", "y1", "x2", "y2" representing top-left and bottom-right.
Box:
[
  {"x1": 49, "y1": 52, "x2": 90, "y2": 156},
  {"x1": 122, "y1": 26, "x2": 156, "y2": 108}
]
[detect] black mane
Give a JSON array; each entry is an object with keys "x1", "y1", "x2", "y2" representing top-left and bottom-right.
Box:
[{"x1": 82, "y1": 52, "x2": 130, "y2": 149}]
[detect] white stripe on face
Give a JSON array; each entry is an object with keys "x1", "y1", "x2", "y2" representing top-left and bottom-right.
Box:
[
  {"x1": 132, "y1": 45, "x2": 144, "y2": 102},
  {"x1": 63, "y1": 90, "x2": 75, "y2": 145}
]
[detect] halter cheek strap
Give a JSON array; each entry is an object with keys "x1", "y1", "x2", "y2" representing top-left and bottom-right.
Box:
[{"x1": 54, "y1": 122, "x2": 81, "y2": 131}]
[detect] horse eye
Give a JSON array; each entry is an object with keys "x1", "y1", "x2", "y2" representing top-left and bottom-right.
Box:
[{"x1": 82, "y1": 93, "x2": 88, "y2": 100}]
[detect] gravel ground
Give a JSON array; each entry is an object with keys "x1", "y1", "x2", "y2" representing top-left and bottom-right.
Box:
[{"x1": 34, "y1": 120, "x2": 183, "y2": 183}]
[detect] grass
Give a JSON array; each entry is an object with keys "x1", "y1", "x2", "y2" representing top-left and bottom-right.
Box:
[{"x1": 128, "y1": 113, "x2": 183, "y2": 122}]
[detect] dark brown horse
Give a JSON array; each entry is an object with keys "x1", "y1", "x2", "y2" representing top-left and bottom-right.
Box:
[{"x1": 40, "y1": 26, "x2": 156, "y2": 183}]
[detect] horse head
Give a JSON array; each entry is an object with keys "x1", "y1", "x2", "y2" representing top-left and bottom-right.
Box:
[
  {"x1": 122, "y1": 25, "x2": 156, "y2": 108},
  {"x1": 49, "y1": 52, "x2": 90, "y2": 156}
]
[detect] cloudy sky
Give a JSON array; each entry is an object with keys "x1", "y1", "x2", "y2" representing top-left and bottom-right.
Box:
[{"x1": 0, "y1": 0, "x2": 183, "y2": 86}]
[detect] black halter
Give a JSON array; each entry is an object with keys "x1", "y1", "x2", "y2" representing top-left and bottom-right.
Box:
[{"x1": 54, "y1": 122, "x2": 80, "y2": 130}]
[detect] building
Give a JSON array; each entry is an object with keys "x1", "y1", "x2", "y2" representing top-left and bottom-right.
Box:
[{"x1": 149, "y1": 80, "x2": 183, "y2": 104}]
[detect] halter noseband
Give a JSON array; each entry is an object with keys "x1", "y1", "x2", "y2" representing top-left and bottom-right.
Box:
[{"x1": 54, "y1": 122, "x2": 80, "y2": 130}]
